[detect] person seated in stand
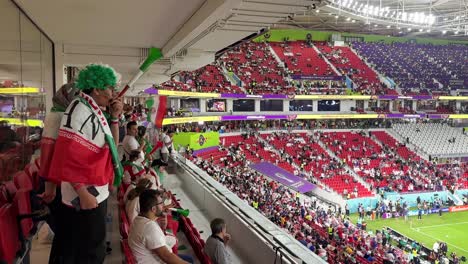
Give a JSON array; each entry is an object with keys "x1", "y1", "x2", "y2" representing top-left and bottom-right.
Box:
[
  {"x1": 204, "y1": 218, "x2": 232, "y2": 264},
  {"x1": 129, "y1": 189, "x2": 190, "y2": 264},
  {"x1": 123, "y1": 150, "x2": 151, "y2": 188}
]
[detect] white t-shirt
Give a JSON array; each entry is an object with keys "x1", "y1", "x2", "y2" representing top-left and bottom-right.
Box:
[
  {"x1": 123, "y1": 135, "x2": 144, "y2": 161},
  {"x1": 161, "y1": 135, "x2": 172, "y2": 154},
  {"x1": 129, "y1": 216, "x2": 167, "y2": 264}
]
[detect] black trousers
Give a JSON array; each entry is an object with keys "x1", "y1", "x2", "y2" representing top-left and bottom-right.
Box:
[{"x1": 50, "y1": 199, "x2": 107, "y2": 264}]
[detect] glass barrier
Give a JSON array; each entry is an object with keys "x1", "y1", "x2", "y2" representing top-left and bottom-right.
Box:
[{"x1": 0, "y1": 0, "x2": 53, "y2": 183}]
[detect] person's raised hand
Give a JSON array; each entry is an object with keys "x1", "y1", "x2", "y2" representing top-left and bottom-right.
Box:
[
  {"x1": 224, "y1": 233, "x2": 231, "y2": 244},
  {"x1": 109, "y1": 97, "x2": 123, "y2": 119}
]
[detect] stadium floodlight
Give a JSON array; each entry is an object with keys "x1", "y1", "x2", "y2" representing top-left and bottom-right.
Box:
[{"x1": 373, "y1": 7, "x2": 379, "y2": 16}]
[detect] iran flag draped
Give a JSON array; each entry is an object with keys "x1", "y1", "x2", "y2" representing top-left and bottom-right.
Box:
[{"x1": 146, "y1": 96, "x2": 167, "y2": 128}]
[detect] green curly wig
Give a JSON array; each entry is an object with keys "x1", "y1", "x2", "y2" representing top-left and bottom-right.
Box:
[{"x1": 75, "y1": 64, "x2": 117, "y2": 91}]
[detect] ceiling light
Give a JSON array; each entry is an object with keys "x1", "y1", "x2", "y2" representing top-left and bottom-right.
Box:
[
  {"x1": 335, "y1": 15, "x2": 339, "y2": 18},
  {"x1": 351, "y1": 19, "x2": 356, "y2": 23},
  {"x1": 329, "y1": 13, "x2": 332, "y2": 16},
  {"x1": 454, "y1": 30, "x2": 459, "y2": 34},
  {"x1": 386, "y1": 25, "x2": 391, "y2": 28},
  {"x1": 316, "y1": 9, "x2": 320, "y2": 13},
  {"x1": 442, "y1": 30, "x2": 447, "y2": 34},
  {"x1": 402, "y1": 12, "x2": 408, "y2": 21},
  {"x1": 419, "y1": 28, "x2": 423, "y2": 32},
  {"x1": 443, "y1": 18, "x2": 448, "y2": 21},
  {"x1": 455, "y1": 16, "x2": 459, "y2": 20},
  {"x1": 407, "y1": 28, "x2": 412, "y2": 31},
  {"x1": 426, "y1": 29, "x2": 431, "y2": 33},
  {"x1": 374, "y1": 24, "x2": 378, "y2": 27},
  {"x1": 346, "y1": 17, "x2": 351, "y2": 21},
  {"x1": 397, "y1": 26, "x2": 401, "y2": 30},
  {"x1": 398, "y1": 31, "x2": 403, "y2": 34}
]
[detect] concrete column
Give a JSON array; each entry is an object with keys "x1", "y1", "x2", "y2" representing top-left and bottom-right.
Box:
[
  {"x1": 226, "y1": 99, "x2": 233, "y2": 113},
  {"x1": 255, "y1": 99, "x2": 260, "y2": 112},
  {"x1": 284, "y1": 100, "x2": 290, "y2": 112},
  {"x1": 199, "y1": 99, "x2": 206, "y2": 113}
]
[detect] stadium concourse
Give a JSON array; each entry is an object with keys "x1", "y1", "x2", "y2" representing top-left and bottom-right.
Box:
[{"x1": 1, "y1": 0, "x2": 468, "y2": 264}]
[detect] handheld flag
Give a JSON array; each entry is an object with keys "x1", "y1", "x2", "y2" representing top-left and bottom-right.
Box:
[{"x1": 146, "y1": 96, "x2": 167, "y2": 128}]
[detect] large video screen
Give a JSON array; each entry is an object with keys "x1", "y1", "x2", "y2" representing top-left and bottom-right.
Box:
[
  {"x1": 289, "y1": 100, "x2": 313, "y2": 111},
  {"x1": 180, "y1": 99, "x2": 200, "y2": 112},
  {"x1": 206, "y1": 99, "x2": 226, "y2": 112},
  {"x1": 318, "y1": 100, "x2": 340, "y2": 111},
  {"x1": 233, "y1": 99, "x2": 255, "y2": 112},
  {"x1": 260, "y1": 100, "x2": 283, "y2": 111}
]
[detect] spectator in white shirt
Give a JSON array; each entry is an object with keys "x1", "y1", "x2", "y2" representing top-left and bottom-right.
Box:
[
  {"x1": 123, "y1": 121, "x2": 145, "y2": 161},
  {"x1": 161, "y1": 131, "x2": 174, "y2": 163},
  {"x1": 128, "y1": 189, "x2": 188, "y2": 264}
]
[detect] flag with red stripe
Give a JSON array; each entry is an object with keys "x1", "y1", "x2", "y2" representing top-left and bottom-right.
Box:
[{"x1": 146, "y1": 96, "x2": 167, "y2": 128}]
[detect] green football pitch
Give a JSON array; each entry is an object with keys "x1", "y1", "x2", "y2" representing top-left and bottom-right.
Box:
[{"x1": 350, "y1": 210, "x2": 468, "y2": 258}]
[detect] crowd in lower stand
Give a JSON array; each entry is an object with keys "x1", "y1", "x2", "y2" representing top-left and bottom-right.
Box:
[{"x1": 189, "y1": 128, "x2": 464, "y2": 263}]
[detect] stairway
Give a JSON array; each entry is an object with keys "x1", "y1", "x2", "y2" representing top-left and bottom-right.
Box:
[
  {"x1": 311, "y1": 44, "x2": 342, "y2": 76},
  {"x1": 316, "y1": 139, "x2": 375, "y2": 195}
]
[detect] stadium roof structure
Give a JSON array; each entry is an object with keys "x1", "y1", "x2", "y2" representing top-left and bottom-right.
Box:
[{"x1": 279, "y1": 0, "x2": 468, "y2": 39}]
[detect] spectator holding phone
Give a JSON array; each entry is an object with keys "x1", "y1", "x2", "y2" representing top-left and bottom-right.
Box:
[{"x1": 48, "y1": 64, "x2": 123, "y2": 263}]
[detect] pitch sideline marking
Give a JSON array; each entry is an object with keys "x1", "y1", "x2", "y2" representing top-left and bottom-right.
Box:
[
  {"x1": 411, "y1": 227, "x2": 468, "y2": 254},
  {"x1": 416, "y1": 221, "x2": 468, "y2": 229}
]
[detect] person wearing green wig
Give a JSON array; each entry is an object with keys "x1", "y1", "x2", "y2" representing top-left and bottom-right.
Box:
[{"x1": 48, "y1": 64, "x2": 123, "y2": 264}]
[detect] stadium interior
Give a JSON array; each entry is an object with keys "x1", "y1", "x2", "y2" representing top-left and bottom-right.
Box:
[{"x1": 0, "y1": 0, "x2": 467, "y2": 263}]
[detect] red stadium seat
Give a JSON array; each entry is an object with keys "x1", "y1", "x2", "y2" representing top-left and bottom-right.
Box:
[
  {"x1": 0, "y1": 203, "x2": 21, "y2": 263},
  {"x1": 14, "y1": 189, "x2": 33, "y2": 239},
  {"x1": 119, "y1": 210, "x2": 130, "y2": 239},
  {"x1": 121, "y1": 239, "x2": 136, "y2": 264},
  {"x1": 13, "y1": 171, "x2": 33, "y2": 192}
]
